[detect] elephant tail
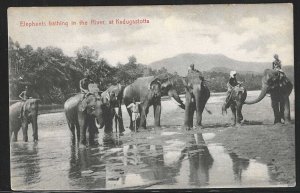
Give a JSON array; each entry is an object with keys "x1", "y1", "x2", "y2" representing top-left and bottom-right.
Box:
[{"x1": 205, "y1": 107, "x2": 212, "y2": 114}]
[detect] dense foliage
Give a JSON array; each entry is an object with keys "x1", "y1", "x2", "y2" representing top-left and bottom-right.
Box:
[{"x1": 9, "y1": 37, "x2": 263, "y2": 104}]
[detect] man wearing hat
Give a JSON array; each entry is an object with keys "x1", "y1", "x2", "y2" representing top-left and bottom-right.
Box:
[{"x1": 222, "y1": 70, "x2": 241, "y2": 111}]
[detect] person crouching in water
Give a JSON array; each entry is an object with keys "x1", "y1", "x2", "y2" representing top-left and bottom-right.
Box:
[
  {"x1": 127, "y1": 98, "x2": 141, "y2": 132},
  {"x1": 222, "y1": 71, "x2": 241, "y2": 113}
]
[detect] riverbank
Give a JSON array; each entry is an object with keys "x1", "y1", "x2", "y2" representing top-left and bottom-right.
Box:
[{"x1": 209, "y1": 123, "x2": 295, "y2": 185}]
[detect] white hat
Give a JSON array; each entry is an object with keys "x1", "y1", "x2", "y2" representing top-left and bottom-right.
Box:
[{"x1": 230, "y1": 71, "x2": 237, "y2": 78}]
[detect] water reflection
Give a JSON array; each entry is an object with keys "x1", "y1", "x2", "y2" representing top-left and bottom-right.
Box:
[
  {"x1": 11, "y1": 143, "x2": 41, "y2": 186},
  {"x1": 138, "y1": 145, "x2": 177, "y2": 183},
  {"x1": 11, "y1": 128, "x2": 286, "y2": 190},
  {"x1": 182, "y1": 133, "x2": 214, "y2": 186},
  {"x1": 228, "y1": 152, "x2": 249, "y2": 183},
  {"x1": 68, "y1": 145, "x2": 106, "y2": 189}
]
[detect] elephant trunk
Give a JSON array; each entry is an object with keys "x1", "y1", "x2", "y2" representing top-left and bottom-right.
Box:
[
  {"x1": 168, "y1": 89, "x2": 185, "y2": 109},
  {"x1": 244, "y1": 85, "x2": 268, "y2": 105},
  {"x1": 95, "y1": 118, "x2": 104, "y2": 129}
]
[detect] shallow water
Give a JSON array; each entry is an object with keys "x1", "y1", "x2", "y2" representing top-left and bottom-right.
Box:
[
  {"x1": 11, "y1": 130, "x2": 287, "y2": 190},
  {"x1": 10, "y1": 91, "x2": 293, "y2": 190}
]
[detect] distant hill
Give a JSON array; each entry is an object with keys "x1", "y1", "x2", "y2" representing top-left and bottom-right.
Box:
[{"x1": 148, "y1": 53, "x2": 272, "y2": 76}]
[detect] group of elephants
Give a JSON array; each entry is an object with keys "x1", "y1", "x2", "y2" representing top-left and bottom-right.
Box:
[{"x1": 9, "y1": 68, "x2": 293, "y2": 147}]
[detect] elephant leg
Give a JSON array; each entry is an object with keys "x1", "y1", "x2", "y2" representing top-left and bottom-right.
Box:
[
  {"x1": 68, "y1": 122, "x2": 76, "y2": 144},
  {"x1": 279, "y1": 97, "x2": 285, "y2": 123},
  {"x1": 12, "y1": 129, "x2": 18, "y2": 142},
  {"x1": 22, "y1": 121, "x2": 29, "y2": 142},
  {"x1": 87, "y1": 118, "x2": 98, "y2": 146},
  {"x1": 75, "y1": 122, "x2": 80, "y2": 143},
  {"x1": 195, "y1": 92, "x2": 205, "y2": 128},
  {"x1": 153, "y1": 102, "x2": 161, "y2": 128},
  {"x1": 126, "y1": 108, "x2": 134, "y2": 131},
  {"x1": 271, "y1": 95, "x2": 281, "y2": 124},
  {"x1": 236, "y1": 103, "x2": 243, "y2": 124},
  {"x1": 117, "y1": 107, "x2": 125, "y2": 133},
  {"x1": 114, "y1": 115, "x2": 118, "y2": 133},
  {"x1": 104, "y1": 110, "x2": 113, "y2": 133},
  {"x1": 230, "y1": 105, "x2": 237, "y2": 126},
  {"x1": 78, "y1": 114, "x2": 87, "y2": 146},
  {"x1": 139, "y1": 106, "x2": 148, "y2": 130},
  {"x1": 32, "y1": 117, "x2": 38, "y2": 142},
  {"x1": 189, "y1": 104, "x2": 195, "y2": 128},
  {"x1": 283, "y1": 95, "x2": 291, "y2": 123},
  {"x1": 183, "y1": 92, "x2": 193, "y2": 130}
]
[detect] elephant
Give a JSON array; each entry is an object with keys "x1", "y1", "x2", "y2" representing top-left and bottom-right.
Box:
[
  {"x1": 182, "y1": 71, "x2": 210, "y2": 130},
  {"x1": 9, "y1": 98, "x2": 40, "y2": 142},
  {"x1": 244, "y1": 69, "x2": 293, "y2": 124},
  {"x1": 222, "y1": 86, "x2": 247, "y2": 126},
  {"x1": 101, "y1": 83, "x2": 125, "y2": 133},
  {"x1": 64, "y1": 93, "x2": 106, "y2": 146},
  {"x1": 123, "y1": 73, "x2": 185, "y2": 131}
]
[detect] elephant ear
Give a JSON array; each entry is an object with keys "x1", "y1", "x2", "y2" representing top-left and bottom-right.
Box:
[{"x1": 80, "y1": 99, "x2": 88, "y2": 112}]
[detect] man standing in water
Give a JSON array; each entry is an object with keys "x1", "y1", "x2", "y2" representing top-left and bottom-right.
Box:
[{"x1": 127, "y1": 98, "x2": 141, "y2": 132}]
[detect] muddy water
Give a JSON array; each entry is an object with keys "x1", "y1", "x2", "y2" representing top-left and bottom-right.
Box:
[{"x1": 10, "y1": 92, "x2": 291, "y2": 190}]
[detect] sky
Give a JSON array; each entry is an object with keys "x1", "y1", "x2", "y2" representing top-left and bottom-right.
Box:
[{"x1": 8, "y1": 4, "x2": 294, "y2": 66}]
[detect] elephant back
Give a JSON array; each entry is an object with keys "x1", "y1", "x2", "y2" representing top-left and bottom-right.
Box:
[
  {"x1": 64, "y1": 94, "x2": 82, "y2": 111},
  {"x1": 10, "y1": 101, "x2": 24, "y2": 118}
]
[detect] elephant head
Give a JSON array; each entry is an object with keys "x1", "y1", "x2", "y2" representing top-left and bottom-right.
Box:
[
  {"x1": 101, "y1": 83, "x2": 125, "y2": 111},
  {"x1": 244, "y1": 69, "x2": 293, "y2": 105},
  {"x1": 155, "y1": 73, "x2": 185, "y2": 109},
  {"x1": 81, "y1": 93, "x2": 105, "y2": 129},
  {"x1": 21, "y1": 98, "x2": 40, "y2": 141}
]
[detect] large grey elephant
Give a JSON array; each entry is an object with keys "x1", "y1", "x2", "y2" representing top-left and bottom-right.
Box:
[
  {"x1": 222, "y1": 86, "x2": 247, "y2": 126},
  {"x1": 123, "y1": 74, "x2": 185, "y2": 130},
  {"x1": 9, "y1": 99, "x2": 40, "y2": 142},
  {"x1": 64, "y1": 93, "x2": 106, "y2": 146},
  {"x1": 101, "y1": 84, "x2": 125, "y2": 133},
  {"x1": 244, "y1": 69, "x2": 293, "y2": 124},
  {"x1": 182, "y1": 71, "x2": 210, "y2": 130}
]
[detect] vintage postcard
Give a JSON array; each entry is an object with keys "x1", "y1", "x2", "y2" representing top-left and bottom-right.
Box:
[{"x1": 8, "y1": 4, "x2": 295, "y2": 190}]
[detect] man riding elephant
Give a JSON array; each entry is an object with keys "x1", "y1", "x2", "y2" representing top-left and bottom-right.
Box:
[
  {"x1": 221, "y1": 71, "x2": 247, "y2": 126},
  {"x1": 101, "y1": 83, "x2": 125, "y2": 133},
  {"x1": 222, "y1": 71, "x2": 243, "y2": 113},
  {"x1": 64, "y1": 91, "x2": 106, "y2": 147},
  {"x1": 244, "y1": 68, "x2": 293, "y2": 124},
  {"x1": 10, "y1": 98, "x2": 40, "y2": 142},
  {"x1": 183, "y1": 70, "x2": 210, "y2": 130},
  {"x1": 80, "y1": 70, "x2": 95, "y2": 100}
]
